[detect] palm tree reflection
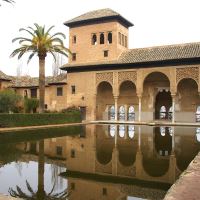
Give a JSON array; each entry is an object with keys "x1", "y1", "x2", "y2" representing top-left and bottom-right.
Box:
[{"x1": 8, "y1": 140, "x2": 68, "y2": 200}]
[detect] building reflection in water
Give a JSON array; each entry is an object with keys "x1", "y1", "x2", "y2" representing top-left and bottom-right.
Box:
[
  {"x1": 0, "y1": 125, "x2": 200, "y2": 200},
  {"x1": 63, "y1": 125, "x2": 200, "y2": 200}
]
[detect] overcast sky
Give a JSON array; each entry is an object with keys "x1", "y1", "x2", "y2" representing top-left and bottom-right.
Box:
[{"x1": 1, "y1": 0, "x2": 200, "y2": 77}]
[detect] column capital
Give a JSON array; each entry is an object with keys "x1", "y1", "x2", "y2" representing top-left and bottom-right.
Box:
[
  {"x1": 137, "y1": 93, "x2": 143, "y2": 98},
  {"x1": 113, "y1": 95, "x2": 119, "y2": 100},
  {"x1": 171, "y1": 93, "x2": 177, "y2": 98}
]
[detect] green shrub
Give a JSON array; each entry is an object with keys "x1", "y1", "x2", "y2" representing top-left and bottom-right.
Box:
[
  {"x1": 0, "y1": 89, "x2": 22, "y2": 113},
  {"x1": 61, "y1": 106, "x2": 80, "y2": 113},
  {"x1": 0, "y1": 112, "x2": 81, "y2": 127},
  {"x1": 24, "y1": 98, "x2": 39, "y2": 113}
]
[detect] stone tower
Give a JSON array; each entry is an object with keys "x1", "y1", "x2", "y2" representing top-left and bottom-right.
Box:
[{"x1": 64, "y1": 8, "x2": 133, "y2": 64}]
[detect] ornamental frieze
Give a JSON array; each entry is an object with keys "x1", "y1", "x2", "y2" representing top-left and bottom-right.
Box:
[
  {"x1": 118, "y1": 71, "x2": 137, "y2": 85},
  {"x1": 96, "y1": 72, "x2": 113, "y2": 86},
  {"x1": 176, "y1": 67, "x2": 199, "y2": 85}
]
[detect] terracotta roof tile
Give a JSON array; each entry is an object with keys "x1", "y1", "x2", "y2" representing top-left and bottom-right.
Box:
[
  {"x1": 61, "y1": 42, "x2": 200, "y2": 70},
  {"x1": 0, "y1": 71, "x2": 12, "y2": 81},
  {"x1": 119, "y1": 42, "x2": 200, "y2": 63},
  {"x1": 11, "y1": 74, "x2": 67, "y2": 88}
]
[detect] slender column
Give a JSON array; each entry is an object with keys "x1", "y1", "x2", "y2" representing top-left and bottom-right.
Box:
[
  {"x1": 171, "y1": 94, "x2": 176, "y2": 123},
  {"x1": 138, "y1": 95, "x2": 142, "y2": 122},
  {"x1": 114, "y1": 125, "x2": 118, "y2": 147},
  {"x1": 136, "y1": 126, "x2": 142, "y2": 178},
  {"x1": 171, "y1": 127, "x2": 175, "y2": 153},
  {"x1": 125, "y1": 104, "x2": 128, "y2": 121},
  {"x1": 112, "y1": 125, "x2": 118, "y2": 175},
  {"x1": 138, "y1": 126, "x2": 141, "y2": 151},
  {"x1": 114, "y1": 96, "x2": 119, "y2": 121},
  {"x1": 92, "y1": 94, "x2": 97, "y2": 120}
]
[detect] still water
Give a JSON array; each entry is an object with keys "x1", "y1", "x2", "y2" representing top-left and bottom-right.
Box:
[{"x1": 0, "y1": 124, "x2": 199, "y2": 200}]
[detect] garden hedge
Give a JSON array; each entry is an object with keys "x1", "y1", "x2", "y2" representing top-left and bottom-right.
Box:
[{"x1": 0, "y1": 111, "x2": 81, "y2": 127}]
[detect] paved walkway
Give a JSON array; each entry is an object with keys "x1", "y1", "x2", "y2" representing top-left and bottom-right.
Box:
[
  {"x1": 91, "y1": 120, "x2": 200, "y2": 127},
  {"x1": 164, "y1": 152, "x2": 200, "y2": 200}
]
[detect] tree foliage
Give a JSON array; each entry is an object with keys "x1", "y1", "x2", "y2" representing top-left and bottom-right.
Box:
[
  {"x1": 10, "y1": 23, "x2": 70, "y2": 64},
  {"x1": 24, "y1": 98, "x2": 39, "y2": 113},
  {"x1": 0, "y1": 89, "x2": 21, "y2": 113},
  {"x1": 10, "y1": 23, "x2": 70, "y2": 113}
]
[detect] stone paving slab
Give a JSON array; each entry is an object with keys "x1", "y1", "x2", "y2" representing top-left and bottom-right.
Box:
[
  {"x1": 92, "y1": 120, "x2": 200, "y2": 127},
  {"x1": 164, "y1": 152, "x2": 200, "y2": 200}
]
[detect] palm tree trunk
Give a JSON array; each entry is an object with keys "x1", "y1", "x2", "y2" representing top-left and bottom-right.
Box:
[
  {"x1": 37, "y1": 140, "x2": 45, "y2": 199},
  {"x1": 39, "y1": 57, "x2": 45, "y2": 113}
]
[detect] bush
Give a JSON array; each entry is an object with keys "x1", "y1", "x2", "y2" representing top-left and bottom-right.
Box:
[
  {"x1": 24, "y1": 98, "x2": 39, "y2": 113},
  {"x1": 0, "y1": 112, "x2": 81, "y2": 127},
  {"x1": 0, "y1": 89, "x2": 22, "y2": 113}
]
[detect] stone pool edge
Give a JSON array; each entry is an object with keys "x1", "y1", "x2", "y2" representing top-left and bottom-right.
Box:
[{"x1": 164, "y1": 151, "x2": 200, "y2": 200}]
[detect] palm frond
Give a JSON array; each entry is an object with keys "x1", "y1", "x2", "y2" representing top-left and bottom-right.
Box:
[
  {"x1": 50, "y1": 32, "x2": 66, "y2": 40},
  {"x1": 27, "y1": 52, "x2": 37, "y2": 64},
  {"x1": 48, "y1": 38, "x2": 64, "y2": 46},
  {"x1": 19, "y1": 28, "x2": 36, "y2": 37},
  {"x1": 12, "y1": 37, "x2": 32, "y2": 43},
  {"x1": 44, "y1": 25, "x2": 55, "y2": 38},
  {"x1": 11, "y1": 23, "x2": 70, "y2": 64}
]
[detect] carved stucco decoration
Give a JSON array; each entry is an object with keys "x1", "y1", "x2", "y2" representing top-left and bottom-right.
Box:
[
  {"x1": 96, "y1": 72, "x2": 113, "y2": 86},
  {"x1": 176, "y1": 67, "x2": 199, "y2": 86},
  {"x1": 118, "y1": 71, "x2": 137, "y2": 86}
]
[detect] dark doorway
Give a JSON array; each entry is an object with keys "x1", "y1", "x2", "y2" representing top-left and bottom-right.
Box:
[
  {"x1": 80, "y1": 106, "x2": 86, "y2": 120},
  {"x1": 155, "y1": 90, "x2": 172, "y2": 120}
]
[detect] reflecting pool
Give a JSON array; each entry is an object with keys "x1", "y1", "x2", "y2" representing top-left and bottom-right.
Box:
[{"x1": 0, "y1": 124, "x2": 199, "y2": 200}]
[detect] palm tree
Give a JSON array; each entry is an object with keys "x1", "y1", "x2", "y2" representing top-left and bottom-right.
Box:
[
  {"x1": 10, "y1": 23, "x2": 70, "y2": 113},
  {"x1": 8, "y1": 140, "x2": 69, "y2": 200}
]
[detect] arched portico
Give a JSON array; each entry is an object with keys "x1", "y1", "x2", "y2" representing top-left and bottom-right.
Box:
[
  {"x1": 118, "y1": 81, "x2": 137, "y2": 121},
  {"x1": 142, "y1": 72, "x2": 172, "y2": 121},
  {"x1": 96, "y1": 81, "x2": 114, "y2": 120},
  {"x1": 176, "y1": 78, "x2": 200, "y2": 122}
]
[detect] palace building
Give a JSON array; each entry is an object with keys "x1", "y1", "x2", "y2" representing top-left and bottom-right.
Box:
[
  {"x1": 61, "y1": 8, "x2": 200, "y2": 122},
  {"x1": 1, "y1": 8, "x2": 200, "y2": 122}
]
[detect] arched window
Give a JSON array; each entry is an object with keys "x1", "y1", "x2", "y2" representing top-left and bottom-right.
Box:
[
  {"x1": 128, "y1": 125, "x2": 135, "y2": 138},
  {"x1": 109, "y1": 105, "x2": 115, "y2": 120},
  {"x1": 119, "y1": 125, "x2": 125, "y2": 138},
  {"x1": 108, "y1": 32, "x2": 112, "y2": 44},
  {"x1": 168, "y1": 107, "x2": 173, "y2": 120},
  {"x1": 119, "y1": 106, "x2": 125, "y2": 120},
  {"x1": 160, "y1": 127, "x2": 166, "y2": 136},
  {"x1": 168, "y1": 127, "x2": 173, "y2": 136},
  {"x1": 122, "y1": 34, "x2": 125, "y2": 46},
  {"x1": 109, "y1": 125, "x2": 116, "y2": 137},
  {"x1": 118, "y1": 32, "x2": 121, "y2": 45},
  {"x1": 92, "y1": 34, "x2": 97, "y2": 45},
  {"x1": 100, "y1": 33, "x2": 104, "y2": 44},
  {"x1": 196, "y1": 128, "x2": 200, "y2": 142},
  {"x1": 160, "y1": 106, "x2": 167, "y2": 119},
  {"x1": 128, "y1": 106, "x2": 135, "y2": 121},
  {"x1": 196, "y1": 106, "x2": 200, "y2": 122},
  {"x1": 125, "y1": 36, "x2": 127, "y2": 47}
]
